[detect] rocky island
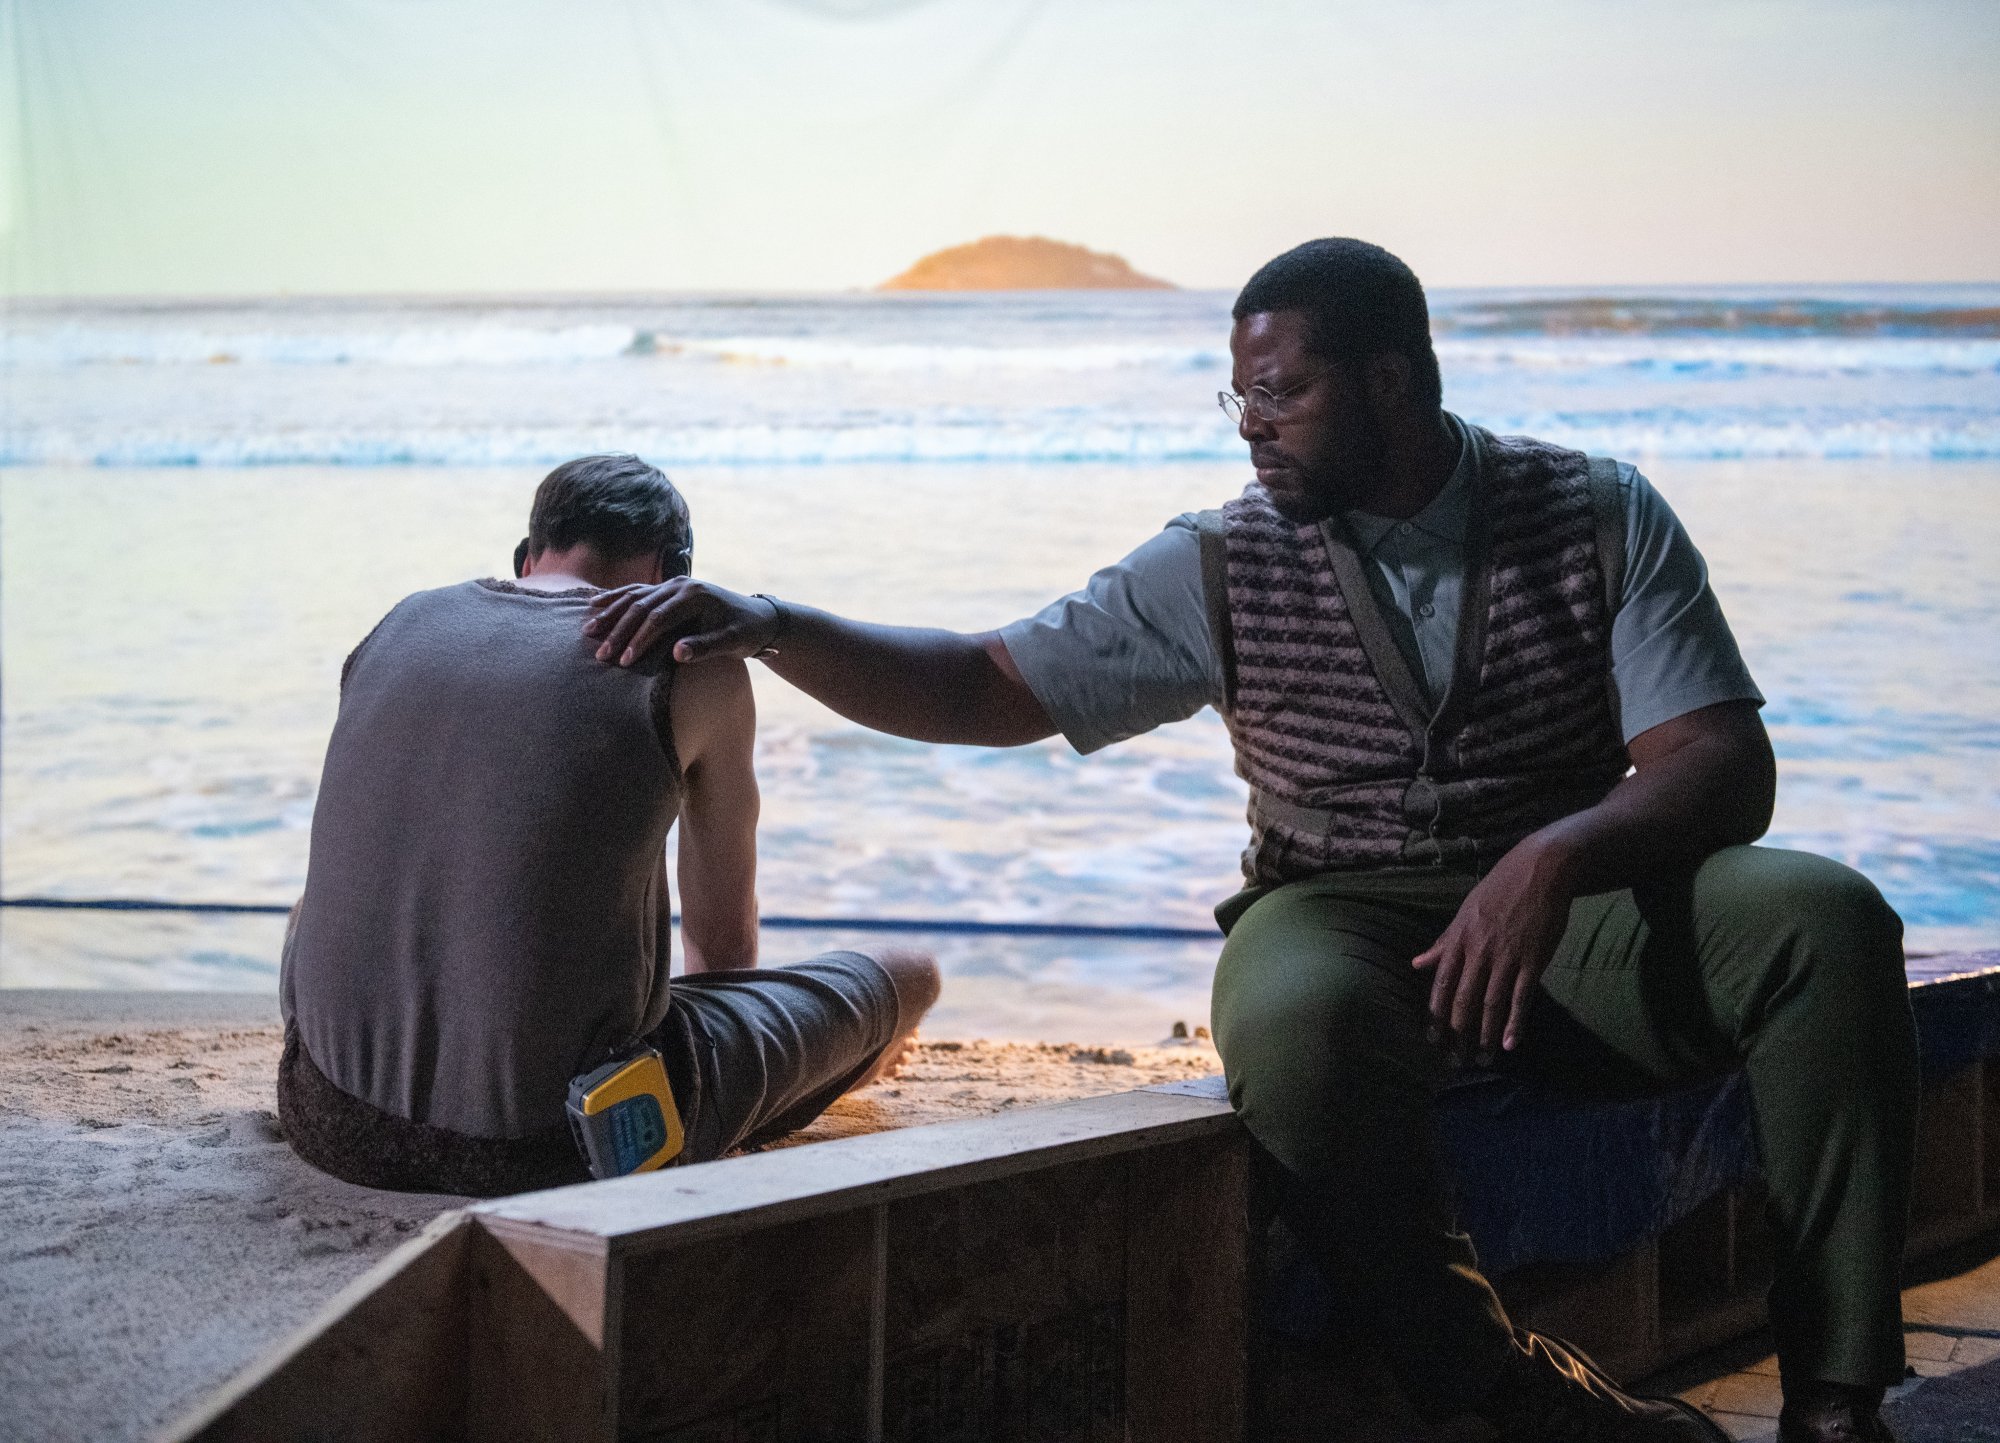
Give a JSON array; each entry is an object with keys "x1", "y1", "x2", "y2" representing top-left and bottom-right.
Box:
[{"x1": 879, "y1": 234, "x2": 1174, "y2": 291}]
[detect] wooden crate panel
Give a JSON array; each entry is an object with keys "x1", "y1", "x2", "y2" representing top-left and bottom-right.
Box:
[
  {"x1": 883, "y1": 1156, "x2": 1128, "y2": 1442},
  {"x1": 617, "y1": 1210, "x2": 876, "y2": 1443},
  {"x1": 882, "y1": 1303, "x2": 1123, "y2": 1443},
  {"x1": 1985, "y1": 1059, "x2": 2000, "y2": 1211},
  {"x1": 1496, "y1": 1245, "x2": 1660, "y2": 1380},
  {"x1": 1125, "y1": 1135, "x2": 1248, "y2": 1443},
  {"x1": 1657, "y1": 1187, "x2": 1734, "y2": 1324},
  {"x1": 1912, "y1": 1064, "x2": 1984, "y2": 1226},
  {"x1": 180, "y1": 1214, "x2": 473, "y2": 1443},
  {"x1": 468, "y1": 1226, "x2": 612, "y2": 1443}
]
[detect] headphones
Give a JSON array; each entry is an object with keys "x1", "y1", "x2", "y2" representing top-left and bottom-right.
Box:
[
  {"x1": 660, "y1": 525, "x2": 694, "y2": 579},
  {"x1": 512, "y1": 529, "x2": 693, "y2": 581}
]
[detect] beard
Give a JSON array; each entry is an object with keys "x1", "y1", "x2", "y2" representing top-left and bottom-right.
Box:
[
  {"x1": 1265, "y1": 488, "x2": 1333, "y2": 525},
  {"x1": 1252, "y1": 448, "x2": 1339, "y2": 524},
  {"x1": 1262, "y1": 479, "x2": 1332, "y2": 523},
  {"x1": 1251, "y1": 410, "x2": 1388, "y2": 524}
]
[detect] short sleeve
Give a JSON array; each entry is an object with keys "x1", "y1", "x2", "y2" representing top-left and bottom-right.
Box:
[
  {"x1": 1610, "y1": 465, "x2": 1765, "y2": 741},
  {"x1": 997, "y1": 517, "x2": 1223, "y2": 755}
]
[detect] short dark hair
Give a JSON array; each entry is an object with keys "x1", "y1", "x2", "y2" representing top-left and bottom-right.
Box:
[
  {"x1": 525, "y1": 454, "x2": 692, "y2": 577},
  {"x1": 1233, "y1": 238, "x2": 1443, "y2": 411}
]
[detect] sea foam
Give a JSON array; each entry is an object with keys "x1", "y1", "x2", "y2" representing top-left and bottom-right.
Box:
[
  {"x1": 10, "y1": 416, "x2": 1997, "y2": 467},
  {"x1": 9, "y1": 289, "x2": 1999, "y2": 465}
]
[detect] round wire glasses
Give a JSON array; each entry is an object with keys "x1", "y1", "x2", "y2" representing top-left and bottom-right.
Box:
[{"x1": 1217, "y1": 364, "x2": 1337, "y2": 425}]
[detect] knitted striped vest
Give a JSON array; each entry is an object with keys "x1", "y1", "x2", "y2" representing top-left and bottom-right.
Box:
[{"x1": 1208, "y1": 426, "x2": 1631, "y2": 886}]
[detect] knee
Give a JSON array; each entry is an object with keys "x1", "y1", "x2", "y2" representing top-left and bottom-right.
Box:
[
  {"x1": 1774, "y1": 853, "x2": 1902, "y2": 958},
  {"x1": 1213, "y1": 939, "x2": 1425, "y2": 1176},
  {"x1": 1719, "y1": 850, "x2": 1905, "y2": 991},
  {"x1": 1213, "y1": 938, "x2": 1407, "y2": 1087},
  {"x1": 858, "y1": 946, "x2": 940, "y2": 1030}
]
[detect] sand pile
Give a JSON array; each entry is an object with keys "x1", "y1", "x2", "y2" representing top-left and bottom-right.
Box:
[
  {"x1": 778, "y1": 1034, "x2": 1221, "y2": 1144},
  {"x1": 0, "y1": 992, "x2": 1219, "y2": 1443}
]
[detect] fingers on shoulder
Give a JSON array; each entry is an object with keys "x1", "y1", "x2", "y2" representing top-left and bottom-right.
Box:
[{"x1": 618, "y1": 578, "x2": 700, "y2": 652}]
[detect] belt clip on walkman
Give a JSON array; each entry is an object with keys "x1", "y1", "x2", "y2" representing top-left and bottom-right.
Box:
[{"x1": 566, "y1": 1047, "x2": 685, "y2": 1180}]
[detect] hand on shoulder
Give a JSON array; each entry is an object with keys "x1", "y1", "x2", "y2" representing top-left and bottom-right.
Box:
[{"x1": 585, "y1": 578, "x2": 783, "y2": 667}]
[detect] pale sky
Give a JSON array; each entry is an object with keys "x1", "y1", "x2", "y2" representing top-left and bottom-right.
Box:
[{"x1": 6, "y1": 0, "x2": 1997, "y2": 296}]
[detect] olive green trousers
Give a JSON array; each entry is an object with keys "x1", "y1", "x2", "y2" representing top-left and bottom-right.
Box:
[{"x1": 1210, "y1": 846, "x2": 1918, "y2": 1415}]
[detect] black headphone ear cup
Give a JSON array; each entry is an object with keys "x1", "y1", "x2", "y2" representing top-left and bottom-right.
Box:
[{"x1": 512, "y1": 538, "x2": 531, "y2": 578}]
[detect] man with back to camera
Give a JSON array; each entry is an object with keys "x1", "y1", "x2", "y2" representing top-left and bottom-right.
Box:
[
  {"x1": 578, "y1": 242, "x2": 1918, "y2": 1442},
  {"x1": 278, "y1": 453, "x2": 938, "y2": 1198}
]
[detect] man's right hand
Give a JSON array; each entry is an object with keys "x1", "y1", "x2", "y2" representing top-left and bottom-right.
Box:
[
  {"x1": 586, "y1": 580, "x2": 779, "y2": 667},
  {"x1": 587, "y1": 581, "x2": 1057, "y2": 747}
]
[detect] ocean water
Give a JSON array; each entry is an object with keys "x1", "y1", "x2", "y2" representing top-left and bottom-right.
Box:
[
  {"x1": 2, "y1": 289, "x2": 1996, "y2": 1040},
  {"x1": 9, "y1": 286, "x2": 2000, "y2": 467}
]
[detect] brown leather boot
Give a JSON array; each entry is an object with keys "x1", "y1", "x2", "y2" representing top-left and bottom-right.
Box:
[
  {"x1": 1475, "y1": 1329, "x2": 1731, "y2": 1441},
  {"x1": 1777, "y1": 1383, "x2": 1900, "y2": 1442}
]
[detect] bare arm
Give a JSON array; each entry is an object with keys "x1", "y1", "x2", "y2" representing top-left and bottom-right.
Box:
[
  {"x1": 588, "y1": 579, "x2": 1056, "y2": 747},
  {"x1": 1529, "y1": 698, "x2": 1775, "y2": 892},
  {"x1": 1416, "y1": 699, "x2": 1776, "y2": 1054},
  {"x1": 667, "y1": 656, "x2": 761, "y2": 973}
]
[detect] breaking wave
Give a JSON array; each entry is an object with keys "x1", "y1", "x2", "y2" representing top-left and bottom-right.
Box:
[
  {"x1": 12, "y1": 287, "x2": 1998, "y2": 465},
  {"x1": 10, "y1": 321, "x2": 1995, "y2": 379},
  {"x1": 1433, "y1": 294, "x2": 2000, "y2": 339},
  {"x1": 0, "y1": 322, "x2": 1225, "y2": 372},
  {"x1": 11, "y1": 415, "x2": 1998, "y2": 466},
  {"x1": 1436, "y1": 336, "x2": 2000, "y2": 378},
  {"x1": 0, "y1": 321, "x2": 644, "y2": 368},
  {"x1": 655, "y1": 335, "x2": 1226, "y2": 371}
]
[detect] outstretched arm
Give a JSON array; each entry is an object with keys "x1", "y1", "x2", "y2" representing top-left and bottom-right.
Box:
[
  {"x1": 667, "y1": 656, "x2": 761, "y2": 973},
  {"x1": 589, "y1": 579, "x2": 1057, "y2": 747},
  {"x1": 1415, "y1": 699, "x2": 1776, "y2": 1056}
]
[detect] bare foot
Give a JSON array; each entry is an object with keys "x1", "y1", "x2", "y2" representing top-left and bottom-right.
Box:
[
  {"x1": 864, "y1": 1029, "x2": 921, "y2": 1086},
  {"x1": 850, "y1": 947, "x2": 939, "y2": 1092}
]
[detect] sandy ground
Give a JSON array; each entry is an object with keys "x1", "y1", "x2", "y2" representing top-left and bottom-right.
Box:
[
  {"x1": 0, "y1": 991, "x2": 1221, "y2": 1443},
  {"x1": 12, "y1": 990, "x2": 1995, "y2": 1443}
]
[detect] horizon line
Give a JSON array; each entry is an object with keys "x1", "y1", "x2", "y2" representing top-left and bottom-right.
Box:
[{"x1": 10, "y1": 279, "x2": 2000, "y2": 308}]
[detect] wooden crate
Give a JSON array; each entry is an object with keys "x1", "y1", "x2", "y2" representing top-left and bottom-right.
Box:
[
  {"x1": 172, "y1": 1082, "x2": 1247, "y2": 1443},
  {"x1": 1583, "y1": 1057, "x2": 1999, "y2": 1379},
  {"x1": 172, "y1": 1056, "x2": 2000, "y2": 1438}
]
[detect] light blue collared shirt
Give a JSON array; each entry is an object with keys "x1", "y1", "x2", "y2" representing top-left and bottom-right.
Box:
[
  {"x1": 1341, "y1": 417, "x2": 1478, "y2": 707},
  {"x1": 999, "y1": 413, "x2": 1764, "y2": 755}
]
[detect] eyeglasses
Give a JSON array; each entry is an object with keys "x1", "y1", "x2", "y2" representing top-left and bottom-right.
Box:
[{"x1": 1217, "y1": 364, "x2": 1337, "y2": 425}]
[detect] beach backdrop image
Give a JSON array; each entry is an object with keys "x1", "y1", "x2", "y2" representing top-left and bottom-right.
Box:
[
  {"x1": 3, "y1": 3, "x2": 1998, "y2": 1441},
  {"x1": 5, "y1": 283, "x2": 1999, "y2": 1038}
]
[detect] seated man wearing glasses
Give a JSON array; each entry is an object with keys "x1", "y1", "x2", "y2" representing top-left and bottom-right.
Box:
[
  {"x1": 581, "y1": 244, "x2": 1916, "y2": 1443},
  {"x1": 278, "y1": 453, "x2": 937, "y2": 1197}
]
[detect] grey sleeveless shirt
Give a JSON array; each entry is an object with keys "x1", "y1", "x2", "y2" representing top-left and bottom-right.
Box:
[{"x1": 281, "y1": 579, "x2": 680, "y2": 1140}]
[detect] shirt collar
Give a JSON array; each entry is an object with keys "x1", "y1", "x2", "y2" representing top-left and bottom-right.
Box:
[{"x1": 1343, "y1": 411, "x2": 1474, "y2": 554}]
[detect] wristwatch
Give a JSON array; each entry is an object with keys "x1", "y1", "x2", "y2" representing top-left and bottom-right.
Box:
[{"x1": 749, "y1": 594, "x2": 789, "y2": 659}]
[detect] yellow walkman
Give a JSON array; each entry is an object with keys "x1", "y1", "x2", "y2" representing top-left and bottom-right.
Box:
[{"x1": 566, "y1": 1047, "x2": 685, "y2": 1179}]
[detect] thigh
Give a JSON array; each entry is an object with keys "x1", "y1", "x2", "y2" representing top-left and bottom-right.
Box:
[
  {"x1": 1511, "y1": 844, "x2": 1889, "y2": 1094},
  {"x1": 1213, "y1": 873, "x2": 1463, "y2": 1040},
  {"x1": 1211, "y1": 872, "x2": 1467, "y2": 1126},
  {"x1": 652, "y1": 950, "x2": 900, "y2": 1161}
]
